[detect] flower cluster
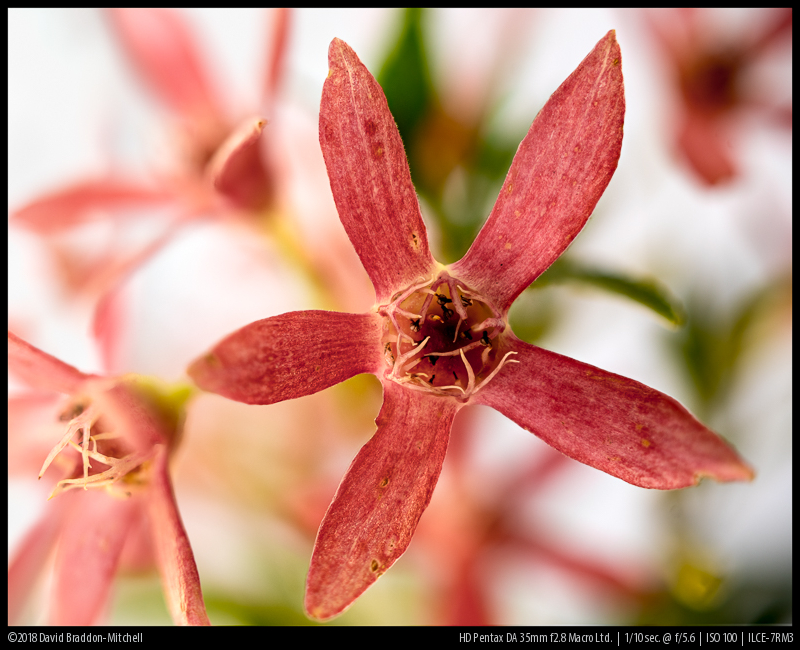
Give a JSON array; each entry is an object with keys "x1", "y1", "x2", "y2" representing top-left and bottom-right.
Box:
[{"x1": 9, "y1": 14, "x2": 759, "y2": 625}]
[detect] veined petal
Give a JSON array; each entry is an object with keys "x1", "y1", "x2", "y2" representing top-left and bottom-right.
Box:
[
  {"x1": 450, "y1": 30, "x2": 625, "y2": 313},
  {"x1": 107, "y1": 8, "x2": 223, "y2": 122},
  {"x1": 206, "y1": 117, "x2": 272, "y2": 210},
  {"x1": 474, "y1": 334, "x2": 754, "y2": 489},
  {"x1": 10, "y1": 179, "x2": 172, "y2": 233},
  {"x1": 188, "y1": 311, "x2": 384, "y2": 405},
  {"x1": 305, "y1": 380, "x2": 461, "y2": 621},
  {"x1": 50, "y1": 489, "x2": 140, "y2": 625},
  {"x1": 8, "y1": 331, "x2": 93, "y2": 394},
  {"x1": 320, "y1": 38, "x2": 437, "y2": 304},
  {"x1": 147, "y1": 445, "x2": 210, "y2": 626}
]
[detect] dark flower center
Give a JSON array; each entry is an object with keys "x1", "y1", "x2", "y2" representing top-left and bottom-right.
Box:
[{"x1": 379, "y1": 271, "x2": 517, "y2": 401}]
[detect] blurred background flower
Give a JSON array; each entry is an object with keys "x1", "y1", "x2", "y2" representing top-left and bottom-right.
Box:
[{"x1": 9, "y1": 8, "x2": 791, "y2": 625}]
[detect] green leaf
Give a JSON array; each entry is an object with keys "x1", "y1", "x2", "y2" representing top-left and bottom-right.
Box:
[{"x1": 532, "y1": 258, "x2": 685, "y2": 327}]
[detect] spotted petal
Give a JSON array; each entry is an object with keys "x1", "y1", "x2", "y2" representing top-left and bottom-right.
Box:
[
  {"x1": 188, "y1": 311, "x2": 384, "y2": 405},
  {"x1": 474, "y1": 334, "x2": 754, "y2": 489},
  {"x1": 450, "y1": 30, "x2": 625, "y2": 313},
  {"x1": 305, "y1": 380, "x2": 460, "y2": 620},
  {"x1": 320, "y1": 38, "x2": 437, "y2": 304}
]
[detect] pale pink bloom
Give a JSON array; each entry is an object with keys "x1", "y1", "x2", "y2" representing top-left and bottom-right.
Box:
[
  {"x1": 8, "y1": 331, "x2": 209, "y2": 625},
  {"x1": 646, "y1": 8, "x2": 792, "y2": 185},
  {"x1": 188, "y1": 33, "x2": 753, "y2": 621}
]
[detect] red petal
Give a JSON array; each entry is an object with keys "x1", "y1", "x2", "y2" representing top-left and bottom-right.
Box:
[
  {"x1": 305, "y1": 381, "x2": 461, "y2": 620},
  {"x1": 147, "y1": 445, "x2": 210, "y2": 625},
  {"x1": 10, "y1": 179, "x2": 172, "y2": 233},
  {"x1": 319, "y1": 38, "x2": 437, "y2": 304},
  {"x1": 50, "y1": 490, "x2": 140, "y2": 625},
  {"x1": 207, "y1": 117, "x2": 273, "y2": 210},
  {"x1": 450, "y1": 30, "x2": 625, "y2": 313},
  {"x1": 8, "y1": 331, "x2": 93, "y2": 394},
  {"x1": 474, "y1": 334, "x2": 754, "y2": 489},
  {"x1": 107, "y1": 8, "x2": 223, "y2": 122},
  {"x1": 188, "y1": 311, "x2": 383, "y2": 405}
]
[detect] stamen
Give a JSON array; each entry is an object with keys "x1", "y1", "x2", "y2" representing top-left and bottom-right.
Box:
[
  {"x1": 392, "y1": 336, "x2": 430, "y2": 377},
  {"x1": 471, "y1": 351, "x2": 520, "y2": 397},
  {"x1": 459, "y1": 348, "x2": 476, "y2": 395}
]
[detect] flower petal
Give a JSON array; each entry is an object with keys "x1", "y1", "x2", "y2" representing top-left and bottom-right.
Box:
[
  {"x1": 677, "y1": 112, "x2": 736, "y2": 185},
  {"x1": 450, "y1": 30, "x2": 625, "y2": 312},
  {"x1": 8, "y1": 496, "x2": 73, "y2": 624},
  {"x1": 50, "y1": 489, "x2": 140, "y2": 625},
  {"x1": 305, "y1": 380, "x2": 461, "y2": 620},
  {"x1": 8, "y1": 331, "x2": 93, "y2": 394},
  {"x1": 319, "y1": 38, "x2": 437, "y2": 304},
  {"x1": 261, "y1": 8, "x2": 291, "y2": 106},
  {"x1": 107, "y1": 8, "x2": 223, "y2": 122},
  {"x1": 10, "y1": 179, "x2": 172, "y2": 233},
  {"x1": 473, "y1": 334, "x2": 754, "y2": 489},
  {"x1": 188, "y1": 311, "x2": 384, "y2": 405},
  {"x1": 147, "y1": 445, "x2": 210, "y2": 625},
  {"x1": 206, "y1": 117, "x2": 273, "y2": 210}
]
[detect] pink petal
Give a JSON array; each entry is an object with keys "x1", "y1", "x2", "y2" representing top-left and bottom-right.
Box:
[
  {"x1": 305, "y1": 380, "x2": 461, "y2": 620},
  {"x1": 319, "y1": 38, "x2": 437, "y2": 304},
  {"x1": 107, "y1": 8, "x2": 223, "y2": 123},
  {"x1": 147, "y1": 445, "x2": 210, "y2": 625},
  {"x1": 10, "y1": 179, "x2": 173, "y2": 233},
  {"x1": 206, "y1": 117, "x2": 273, "y2": 210},
  {"x1": 50, "y1": 489, "x2": 141, "y2": 625},
  {"x1": 261, "y1": 8, "x2": 291, "y2": 106},
  {"x1": 677, "y1": 112, "x2": 736, "y2": 185},
  {"x1": 188, "y1": 311, "x2": 384, "y2": 405},
  {"x1": 473, "y1": 334, "x2": 754, "y2": 489},
  {"x1": 7, "y1": 393, "x2": 65, "y2": 476},
  {"x1": 450, "y1": 30, "x2": 625, "y2": 313},
  {"x1": 8, "y1": 331, "x2": 93, "y2": 394},
  {"x1": 8, "y1": 496, "x2": 73, "y2": 624}
]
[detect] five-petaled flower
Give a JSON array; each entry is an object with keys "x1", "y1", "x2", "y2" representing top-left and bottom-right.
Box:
[
  {"x1": 188, "y1": 32, "x2": 753, "y2": 621},
  {"x1": 8, "y1": 331, "x2": 209, "y2": 626}
]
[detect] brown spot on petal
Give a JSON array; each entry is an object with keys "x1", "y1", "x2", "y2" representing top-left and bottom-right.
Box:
[{"x1": 641, "y1": 438, "x2": 651, "y2": 448}]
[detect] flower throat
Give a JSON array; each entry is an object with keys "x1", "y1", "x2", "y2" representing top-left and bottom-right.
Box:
[{"x1": 379, "y1": 271, "x2": 518, "y2": 401}]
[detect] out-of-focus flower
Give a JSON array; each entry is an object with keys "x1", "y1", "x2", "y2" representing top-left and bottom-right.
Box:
[
  {"x1": 646, "y1": 8, "x2": 792, "y2": 185},
  {"x1": 9, "y1": 9, "x2": 359, "y2": 358},
  {"x1": 187, "y1": 32, "x2": 753, "y2": 621},
  {"x1": 7, "y1": 331, "x2": 208, "y2": 625}
]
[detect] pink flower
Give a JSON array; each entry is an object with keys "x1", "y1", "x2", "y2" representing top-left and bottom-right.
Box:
[
  {"x1": 9, "y1": 9, "x2": 292, "y2": 360},
  {"x1": 187, "y1": 32, "x2": 753, "y2": 621},
  {"x1": 8, "y1": 331, "x2": 209, "y2": 625},
  {"x1": 646, "y1": 8, "x2": 792, "y2": 185}
]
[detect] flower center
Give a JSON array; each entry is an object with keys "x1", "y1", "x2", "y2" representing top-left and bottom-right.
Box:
[
  {"x1": 39, "y1": 399, "x2": 151, "y2": 500},
  {"x1": 379, "y1": 272, "x2": 518, "y2": 401}
]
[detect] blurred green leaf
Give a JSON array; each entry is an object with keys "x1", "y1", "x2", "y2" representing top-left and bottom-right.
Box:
[
  {"x1": 673, "y1": 274, "x2": 791, "y2": 410},
  {"x1": 377, "y1": 8, "x2": 435, "y2": 158},
  {"x1": 532, "y1": 258, "x2": 686, "y2": 327}
]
